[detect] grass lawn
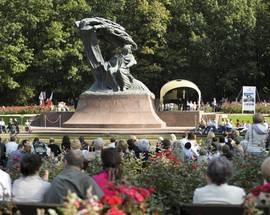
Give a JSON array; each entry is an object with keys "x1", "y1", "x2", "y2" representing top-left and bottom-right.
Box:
[{"x1": 228, "y1": 114, "x2": 270, "y2": 125}]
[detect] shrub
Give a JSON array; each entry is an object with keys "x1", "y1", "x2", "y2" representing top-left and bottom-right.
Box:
[
  {"x1": 221, "y1": 102, "x2": 270, "y2": 114},
  {"x1": 0, "y1": 106, "x2": 51, "y2": 114}
]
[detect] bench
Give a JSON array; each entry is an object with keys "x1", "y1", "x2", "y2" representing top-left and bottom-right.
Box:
[{"x1": 178, "y1": 203, "x2": 270, "y2": 215}]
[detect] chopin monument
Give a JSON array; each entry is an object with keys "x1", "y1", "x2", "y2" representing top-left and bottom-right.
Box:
[{"x1": 64, "y1": 17, "x2": 165, "y2": 128}]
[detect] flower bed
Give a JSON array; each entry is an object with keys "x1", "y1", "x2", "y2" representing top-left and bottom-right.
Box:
[
  {"x1": 7, "y1": 152, "x2": 267, "y2": 214},
  {"x1": 0, "y1": 106, "x2": 51, "y2": 114},
  {"x1": 221, "y1": 102, "x2": 270, "y2": 114}
]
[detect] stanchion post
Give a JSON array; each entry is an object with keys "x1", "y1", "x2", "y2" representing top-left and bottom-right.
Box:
[{"x1": 44, "y1": 115, "x2": 46, "y2": 128}]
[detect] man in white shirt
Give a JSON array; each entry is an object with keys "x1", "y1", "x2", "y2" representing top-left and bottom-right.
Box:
[
  {"x1": 5, "y1": 136, "x2": 18, "y2": 157},
  {"x1": 193, "y1": 157, "x2": 245, "y2": 204},
  {"x1": 0, "y1": 169, "x2": 12, "y2": 200}
]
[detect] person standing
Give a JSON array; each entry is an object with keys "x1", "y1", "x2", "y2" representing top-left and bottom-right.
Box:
[{"x1": 244, "y1": 113, "x2": 268, "y2": 155}]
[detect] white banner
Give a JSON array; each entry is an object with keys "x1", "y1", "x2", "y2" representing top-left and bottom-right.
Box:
[{"x1": 242, "y1": 86, "x2": 256, "y2": 113}]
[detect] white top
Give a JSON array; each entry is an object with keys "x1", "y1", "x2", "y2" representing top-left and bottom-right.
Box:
[
  {"x1": 5, "y1": 141, "x2": 18, "y2": 157},
  {"x1": 193, "y1": 183, "x2": 245, "y2": 204},
  {"x1": 106, "y1": 142, "x2": 116, "y2": 148},
  {"x1": 0, "y1": 169, "x2": 12, "y2": 200},
  {"x1": 12, "y1": 175, "x2": 50, "y2": 202}
]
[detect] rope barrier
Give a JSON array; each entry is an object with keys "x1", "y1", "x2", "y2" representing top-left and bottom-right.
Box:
[{"x1": 44, "y1": 115, "x2": 61, "y2": 127}]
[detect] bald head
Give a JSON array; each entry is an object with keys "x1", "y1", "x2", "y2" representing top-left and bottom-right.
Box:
[{"x1": 65, "y1": 150, "x2": 84, "y2": 169}]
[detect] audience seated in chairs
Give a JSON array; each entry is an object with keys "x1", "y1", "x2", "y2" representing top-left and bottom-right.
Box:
[
  {"x1": 193, "y1": 156, "x2": 245, "y2": 204},
  {"x1": 44, "y1": 150, "x2": 103, "y2": 204},
  {"x1": 12, "y1": 154, "x2": 50, "y2": 202}
]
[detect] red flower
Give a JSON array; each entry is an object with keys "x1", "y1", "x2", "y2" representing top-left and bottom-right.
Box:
[
  {"x1": 102, "y1": 195, "x2": 123, "y2": 206},
  {"x1": 106, "y1": 207, "x2": 126, "y2": 215},
  {"x1": 117, "y1": 185, "x2": 152, "y2": 203},
  {"x1": 250, "y1": 185, "x2": 262, "y2": 196},
  {"x1": 250, "y1": 183, "x2": 270, "y2": 196},
  {"x1": 260, "y1": 183, "x2": 270, "y2": 193}
]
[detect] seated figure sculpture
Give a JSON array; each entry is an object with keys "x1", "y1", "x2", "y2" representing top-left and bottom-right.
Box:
[{"x1": 75, "y1": 17, "x2": 153, "y2": 96}]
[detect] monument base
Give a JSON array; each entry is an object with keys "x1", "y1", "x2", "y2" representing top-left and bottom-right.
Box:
[{"x1": 64, "y1": 93, "x2": 166, "y2": 128}]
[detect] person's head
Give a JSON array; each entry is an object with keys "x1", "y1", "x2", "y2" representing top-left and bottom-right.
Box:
[
  {"x1": 101, "y1": 148, "x2": 121, "y2": 169},
  {"x1": 129, "y1": 135, "x2": 137, "y2": 141},
  {"x1": 207, "y1": 131, "x2": 215, "y2": 140},
  {"x1": 261, "y1": 157, "x2": 270, "y2": 182},
  {"x1": 253, "y1": 113, "x2": 264, "y2": 124},
  {"x1": 187, "y1": 132, "x2": 196, "y2": 140},
  {"x1": 157, "y1": 136, "x2": 164, "y2": 144},
  {"x1": 71, "y1": 139, "x2": 81, "y2": 150},
  {"x1": 162, "y1": 139, "x2": 171, "y2": 150},
  {"x1": 49, "y1": 138, "x2": 55, "y2": 144},
  {"x1": 117, "y1": 139, "x2": 128, "y2": 153},
  {"x1": 93, "y1": 138, "x2": 104, "y2": 150},
  {"x1": 20, "y1": 154, "x2": 42, "y2": 177},
  {"x1": 223, "y1": 131, "x2": 229, "y2": 137},
  {"x1": 62, "y1": 135, "x2": 70, "y2": 143},
  {"x1": 21, "y1": 139, "x2": 29, "y2": 146},
  {"x1": 184, "y1": 142, "x2": 192, "y2": 150},
  {"x1": 231, "y1": 130, "x2": 240, "y2": 138},
  {"x1": 235, "y1": 139, "x2": 240, "y2": 146},
  {"x1": 170, "y1": 134, "x2": 177, "y2": 142},
  {"x1": 206, "y1": 157, "x2": 233, "y2": 185},
  {"x1": 10, "y1": 136, "x2": 16, "y2": 142},
  {"x1": 64, "y1": 150, "x2": 84, "y2": 169},
  {"x1": 110, "y1": 137, "x2": 116, "y2": 143},
  {"x1": 212, "y1": 137, "x2": 218, "y2": 143},
  {"x1": 79, "y1": 136, "x2": 85, "y2": 144},
  {"x1": 138, "y1": 139, "x2": 150, "y2": 152},
  {"x1": 33, "y1": 137, "x2": 39, "y2": 142},
  {"x1": 222, "y1": 145, "x2": 230, "y2": 154},
  {"x1": 219, "y1": 136, "x2": 225, "y2": 143}
]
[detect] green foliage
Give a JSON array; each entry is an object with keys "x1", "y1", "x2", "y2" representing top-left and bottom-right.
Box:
[
  {"x1": 221, "y1": 102, "x2": 270, "y2": 114},
  {"x1": 230, "y1": 155, "x2": 265, "y2": 192},
  {"x1": 2, "y1": 0, "x2": 270, "y2": 104}
]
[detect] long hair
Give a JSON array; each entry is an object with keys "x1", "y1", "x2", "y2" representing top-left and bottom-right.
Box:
[{"x1": 101, "y1": 148, "x2": 122, "y2": 182}]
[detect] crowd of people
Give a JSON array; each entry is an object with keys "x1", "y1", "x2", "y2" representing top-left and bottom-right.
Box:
[
  {"x1": 0, "y1": 113, "x2": 269, "y2": 208},
  {"x1": 0, "y1": 118, "x2": 20, "y2": 134}
]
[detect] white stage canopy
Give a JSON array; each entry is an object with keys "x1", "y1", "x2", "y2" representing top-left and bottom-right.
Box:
[{"x1": 160, "y1": 79, "x2": 201, "y2": 108}]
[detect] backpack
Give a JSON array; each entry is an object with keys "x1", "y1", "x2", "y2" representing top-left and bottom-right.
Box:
[{"x1": 33, "y1": 141, "x2": 47, "y2": 157}]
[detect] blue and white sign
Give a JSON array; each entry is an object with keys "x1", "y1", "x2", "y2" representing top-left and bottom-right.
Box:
[{"x1": 242, "y1": 86, "x2": 256, "y2": 113}]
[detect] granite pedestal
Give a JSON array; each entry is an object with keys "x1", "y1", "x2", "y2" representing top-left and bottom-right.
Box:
[{"x1": 64, "y1": 93, "x2": 166, "y2": 128}]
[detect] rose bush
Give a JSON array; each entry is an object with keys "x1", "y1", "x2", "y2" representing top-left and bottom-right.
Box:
[{"x1": 7, "y1": 150, "x2": 269, "y2": 213}]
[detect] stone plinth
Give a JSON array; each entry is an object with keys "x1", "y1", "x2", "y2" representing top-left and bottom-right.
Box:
[
  {"x1": 64, "y1": 93, "x2": 166, "y2": 128},
  {"x1": 158, "y1": 111, "x2": 202, "y2": 127}
]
